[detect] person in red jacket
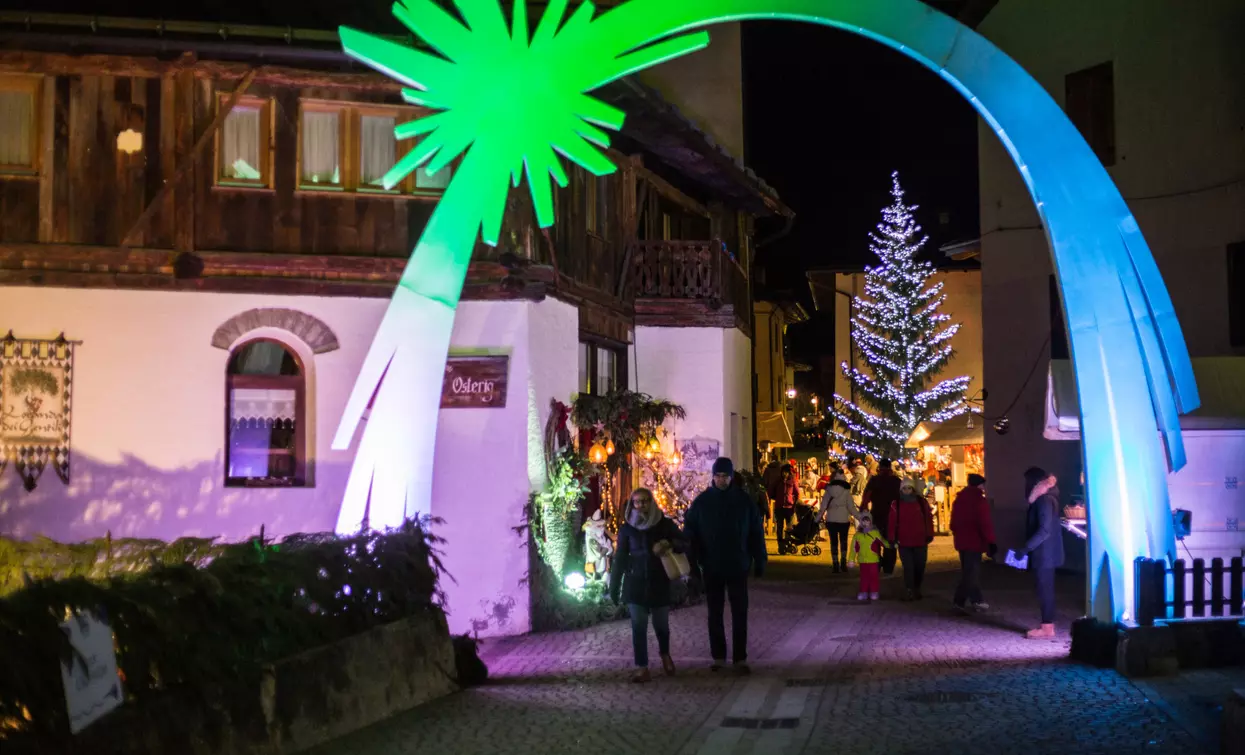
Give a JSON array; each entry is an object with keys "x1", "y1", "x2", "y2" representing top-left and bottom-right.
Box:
[
  {"x1": 767, "y1": 464, "x2": 800, "y2": 554},
  {"x1": 888, "y1": 477, "x2": 934, "y2": 600},
  {"x1": 949, "y1": 474, "x2": 997, "y2": 613}
]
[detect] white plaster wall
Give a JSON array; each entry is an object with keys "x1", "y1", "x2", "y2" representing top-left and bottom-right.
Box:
[
  {"x1": 429, "y1": 300, "x2": 530, "y2": 637},
  {"x1": 0, "y1": 287, "x2": 381, "y2": 542},
  {"x1": 723, "y1": 327, "x2": 754, "y2": 467},
  {"x1": 639, "y1": 23, "x2": 745, "y2": 161},
  {"x1": 635, "y1": 326, "x2": 727, "y2": 461},
  {"x1": 0, "y1": 286, "x2": 580, "y2": 637},
  {"x1": 975, "y1": 0, "x2": 1245, "y2": 547}
]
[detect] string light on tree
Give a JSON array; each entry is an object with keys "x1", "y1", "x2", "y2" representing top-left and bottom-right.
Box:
[{"x1": 828, "y1": 172, "x2": 971, "y2": 460}]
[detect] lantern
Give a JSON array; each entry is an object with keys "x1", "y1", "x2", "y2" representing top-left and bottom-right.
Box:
[
  {"x1": 605, "y1": 439, "x2": 616, "y2": 456},
  {"x1": 588, "y1": 441, "x2": 607, "y2": 465},
  {"x1": 648, "y1": 436, "x2": 661, "y2": 453},
  {"x1": 669, "y1": 447, "x2": 682, "y2": 467}
]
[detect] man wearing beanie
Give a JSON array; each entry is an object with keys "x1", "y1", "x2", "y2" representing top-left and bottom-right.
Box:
[{"x1": 684, "y1": 457, "x2": 767, "y2": 674}]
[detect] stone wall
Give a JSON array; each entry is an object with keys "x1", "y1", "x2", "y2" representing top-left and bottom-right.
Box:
[
  {"x1": 13, "y1": 610, "x2": 457, "y2": 755},
  {"x1": 266, "y1": 609, "x2": 457, "y2": 751}
]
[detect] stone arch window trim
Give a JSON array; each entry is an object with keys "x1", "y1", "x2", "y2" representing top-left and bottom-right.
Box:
[
  {"x1": 212, "y1": 308, "x2": 340, "y2": 355},
  {"x1": 226, "y1": 337, "x2": 309, "y2": 488}
]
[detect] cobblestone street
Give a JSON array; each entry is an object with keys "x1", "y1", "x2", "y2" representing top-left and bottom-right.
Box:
[{"x1": 311, "y1": 536, "x2": 1224, "y2": 755}]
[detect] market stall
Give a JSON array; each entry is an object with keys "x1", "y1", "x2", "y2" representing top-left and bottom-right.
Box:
[{"x1": 905, "y1": 419, "x2": 985, "y2": 533}]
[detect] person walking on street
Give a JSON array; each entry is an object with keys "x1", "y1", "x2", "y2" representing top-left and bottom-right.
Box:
[
  {"x1": 950, "y1": 473, "x2": 997, "y2": 612},
  {"x1": 761, "y1": 461, "x2": 784, "y2": 535},
  {"x1": 852, "y1": 512, "x2": 890, "y2": 601},
  {"x1": 685, "y1": 457, "x2": 767, "y2": 674},
  {"x1": 609, "y1": 488, "x2": 688, "y2": 682},
  {"x1": 819, "y1": 471, "x2": 859, "y2": 573},
  {"x1": 1015, "y1": 467, "x2": 1065, "y2": 639},
  {"x1": 862, "y1": 459, "x2": 902, "y2": 574},
  {"x1": 767, "y1": 463, "x2": 799, "y2": 554},
  {"x1": 888, "y1": 477, "x2": 934, "y2": 600},
  {"x1": 850, "y1": 458, "x2": 869, "y2": 507}
]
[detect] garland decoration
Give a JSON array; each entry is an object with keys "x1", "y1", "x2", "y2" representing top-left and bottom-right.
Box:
[{"x1": 571, "y1": 389, "x2": 686, "y2": 473}]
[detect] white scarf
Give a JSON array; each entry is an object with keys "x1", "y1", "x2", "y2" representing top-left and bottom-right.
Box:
[{"x1": 626, "y1": 501, "x2": 663, "y2": 531}]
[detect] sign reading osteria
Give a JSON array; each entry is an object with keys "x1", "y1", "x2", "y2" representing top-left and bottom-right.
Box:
[{"x1": 440, "y1": 356, "x2": 509, "y2": 408}]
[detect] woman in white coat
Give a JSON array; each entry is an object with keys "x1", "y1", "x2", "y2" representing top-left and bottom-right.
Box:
[{"x1": 820, "y1": 472, "x2": 860, "y2": 573}]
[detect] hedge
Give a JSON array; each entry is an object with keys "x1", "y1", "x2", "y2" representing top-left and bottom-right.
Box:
[{"x1": 0, "y1": 520, "x2": 445, "y2": 743}]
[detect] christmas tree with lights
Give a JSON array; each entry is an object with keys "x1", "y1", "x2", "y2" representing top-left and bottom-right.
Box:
[{"x1": 829, "y1": 172, "x2": 971, "y2": 460}]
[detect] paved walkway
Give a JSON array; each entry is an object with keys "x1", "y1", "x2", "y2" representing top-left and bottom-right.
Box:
[{"x1": 311, "y1": 536, "x2": 1224, "y2": 755}]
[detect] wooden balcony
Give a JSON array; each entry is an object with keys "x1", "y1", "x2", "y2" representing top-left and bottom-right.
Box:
[{"x1": 629, "y1": 239, "x2": 751, "y2": 336}]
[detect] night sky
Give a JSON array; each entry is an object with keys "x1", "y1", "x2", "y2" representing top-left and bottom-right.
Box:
[{"x1": 741, "y1": 22, "x2": 981, "y2": 365}]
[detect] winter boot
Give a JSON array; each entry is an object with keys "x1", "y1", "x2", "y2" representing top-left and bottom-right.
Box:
[{"x1": 1025, "y1": 623, "x2": 1056, "y2": 640}]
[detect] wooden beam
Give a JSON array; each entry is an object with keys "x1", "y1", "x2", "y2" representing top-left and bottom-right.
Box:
[
  {"x1": 635, "y1": 163, "x2": 709, "y2": 217},
  {"x1": 197, "y1": 61, "x2": 403, "y2": 93},
  {"x1": 36, "y1": 76, "x2": 55, "y2": 243},
  {"x1": 615, "y1": 182, "x2": 648, "y2": 299},
  {"x1": 120, "y1": 67, "x2": 258, "y2": 248},
  {"x1": 0, "y1": 50, "x2": 167, "y2": 78},
  {"x1": 0, "y1": 51, "x2": 402, "y2": 92}
]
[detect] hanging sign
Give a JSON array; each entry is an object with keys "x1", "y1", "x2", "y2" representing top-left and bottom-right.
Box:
[
  {"x1": 0, "y1": 333, "x2": 74, "y2": 491},
  {"x1": 60, "y1": 609, "x2": 124, "y2": 734},
  {"x1": 441, "y1": 356, "x2": 509, "y2": 408}
]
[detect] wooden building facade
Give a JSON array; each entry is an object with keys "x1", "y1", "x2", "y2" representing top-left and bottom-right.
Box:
[
  {"x1": 0, "y1": 9, "x2": 789, "y2": 637},
  {"x1": 0, "y1": 12, "x2": 788, "y2": 351}
]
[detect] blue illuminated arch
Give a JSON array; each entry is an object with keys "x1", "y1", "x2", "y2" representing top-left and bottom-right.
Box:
[
  {"x1": 334, "y1": 0, "x2": 1199, "y2": 624},
  {"x1": 603, "y1": 0, "x2": 1201, "y2": 623}
]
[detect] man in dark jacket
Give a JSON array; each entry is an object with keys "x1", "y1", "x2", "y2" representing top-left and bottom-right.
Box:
[
  {"x1": 1016, "y1": 467, "x2": 1065, "y2": 639},
  {"x1": 685, "y1": 457, "x2": 767, "y2": 674},
  {"x1": 950, "y1": 473, "x2": 997, "y2": 612},
  {"x1": 862, "y1": 459, "x2": 902, "y2": 574}
]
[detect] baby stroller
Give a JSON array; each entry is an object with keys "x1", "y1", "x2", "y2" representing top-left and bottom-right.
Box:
[{"x1": 784, "y1": 503, "x2": 823, "y2": 557}]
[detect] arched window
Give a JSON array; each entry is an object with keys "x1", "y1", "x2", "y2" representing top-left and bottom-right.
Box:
[{"x1": 226, "y1": 339, "x2": 306, "y2": 487}]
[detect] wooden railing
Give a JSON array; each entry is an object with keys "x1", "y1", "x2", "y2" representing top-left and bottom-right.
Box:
[
  {"x1": 1134, "y1": 556, "x2": 1245, "y2": 625},
  {"x1": 629, "y1": 239, "x2": 748, "y2": 313}
]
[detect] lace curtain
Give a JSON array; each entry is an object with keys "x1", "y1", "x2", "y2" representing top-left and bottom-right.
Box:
[
  {"x1": 230, "y1": 388, "x2": 297, "y2": 422},
  {"x1": 302, "y1": 110, "x2": 340, "y2": 185},
  {"x1": 221, "y1": 106, "x2": 262, "y2": 180},
  {"x1": 0, "y1": 91, "x2": 33, "y2": 168},
  {"x1": 361, "y1": 115, "x2": 396, "y2": 188}
]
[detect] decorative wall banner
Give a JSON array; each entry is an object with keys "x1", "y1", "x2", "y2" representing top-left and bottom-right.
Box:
[
  {"x1": 0, "y1": 332, "x2": 74, "y2": 491},
  {"x1": 440, "y1": 356, "x2": 509, "y2": 408}
]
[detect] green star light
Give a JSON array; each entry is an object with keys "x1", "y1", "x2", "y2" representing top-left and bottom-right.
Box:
[{"x1": 340, "y1": 0, "x2": 709, "y2": 243}]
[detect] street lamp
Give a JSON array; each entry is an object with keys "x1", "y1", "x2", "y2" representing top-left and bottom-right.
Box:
[{"x1": 786, "y1": 387, "x2": 797, "y2": 399}]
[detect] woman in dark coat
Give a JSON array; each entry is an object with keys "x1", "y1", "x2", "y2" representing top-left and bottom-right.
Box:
[
  {"x1": 609, "y1": 487, "x2": 687, "y2": 682},
  {"x1": 1015, "y1": 466, "x2": 1065, "y2": 639}
]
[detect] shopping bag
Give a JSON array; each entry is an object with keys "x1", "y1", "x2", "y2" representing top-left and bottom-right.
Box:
[{"x1": 653, "y1": 540, "x2": 692, "y2": 580}]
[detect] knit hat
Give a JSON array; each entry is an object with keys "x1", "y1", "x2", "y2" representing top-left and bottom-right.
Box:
[
  {"x1": 712, "y1": 457, "x2": 734, "y2": 476},
  {"x1": 967, "y1": 473, "x2": 986, "y2": 487},
  {"x1": 900, "y1": 477, "x2": 926, "y2": 496}
]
